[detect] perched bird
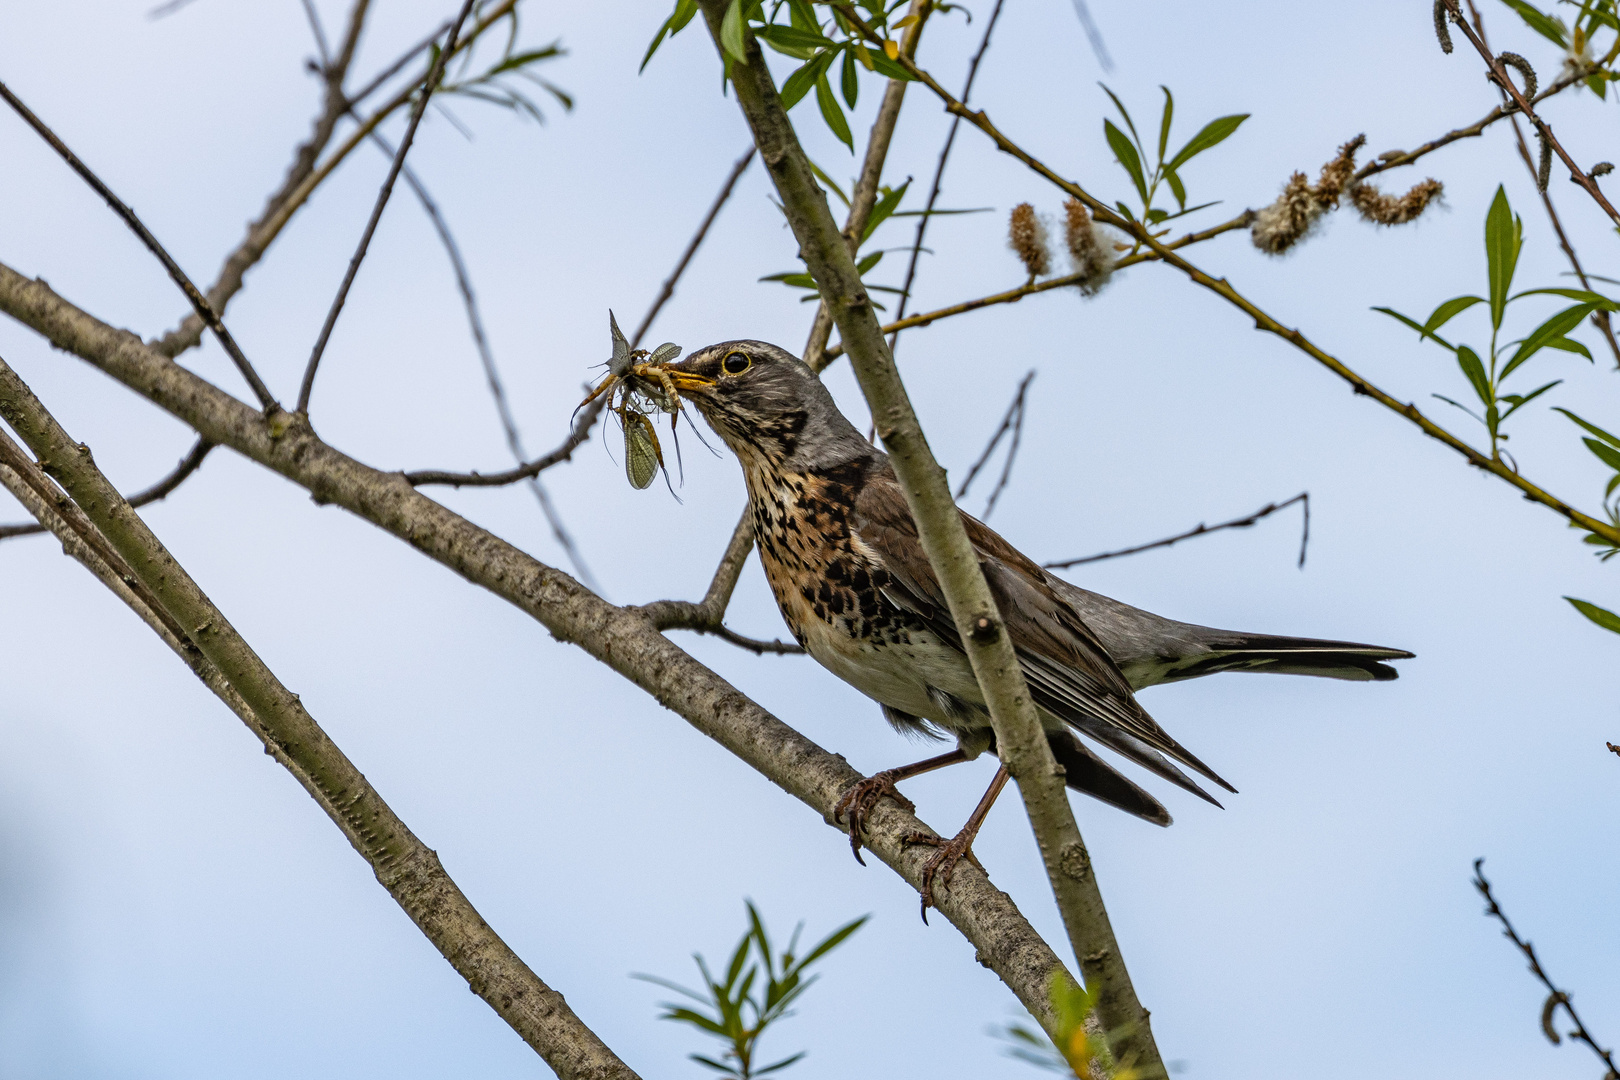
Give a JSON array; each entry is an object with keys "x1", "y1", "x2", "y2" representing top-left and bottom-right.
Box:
[{"x1": 659, "y1": 340, "x2": 1410, "y2": 905}]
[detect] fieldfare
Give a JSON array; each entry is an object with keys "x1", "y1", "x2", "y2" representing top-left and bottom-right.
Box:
[{"x1": 658, "y1": 340, "x2": 1411, "y2": 907}]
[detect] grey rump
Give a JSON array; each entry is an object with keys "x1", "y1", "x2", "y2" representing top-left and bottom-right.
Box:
[{"x1": 663, "y1": 340, "x2": 1413, "y2": 826}]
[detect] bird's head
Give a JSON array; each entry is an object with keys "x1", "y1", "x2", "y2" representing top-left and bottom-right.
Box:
[{"x1": 660, "y1": 339, "x2": 869, "y2": 470}]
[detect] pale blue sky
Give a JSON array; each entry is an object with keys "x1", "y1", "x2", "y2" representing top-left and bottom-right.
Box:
[{"x1": 1, "y1": 2, "x2": 1617, "y2": 1078}]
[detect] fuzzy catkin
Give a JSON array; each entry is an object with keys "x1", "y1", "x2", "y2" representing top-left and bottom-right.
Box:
[
  {"x1": 1008, "y1": 202, "x2": 1052, "y2": 278},
  {"x1": 1349, "y1": 178, "x2": 1445, "y2": 225},
  {"x1": 1251, "y1": 135, "x2": 1367, "y2": 255},
  {"x1": 1062, "y1": 199, "x2": 1116, "y2": 295}
]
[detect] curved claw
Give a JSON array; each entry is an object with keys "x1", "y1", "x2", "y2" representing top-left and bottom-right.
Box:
[
  {"x1": 832, "y1": 771, "x2": 917, "y2": 867},
  {"x1": 903, "y1": 830, "x2": 985, "y2": 922}
]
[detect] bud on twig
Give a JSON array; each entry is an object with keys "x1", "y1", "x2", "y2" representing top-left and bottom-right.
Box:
[
  {"x1": 1007, "y1": 202, "x2": 1052, "y2": 279},
  {"x1": 1062, "y1": 198, "x2": 1117, "y2": 296}
]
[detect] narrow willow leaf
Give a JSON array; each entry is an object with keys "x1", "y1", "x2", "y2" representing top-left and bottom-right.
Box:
[
  {"x1": 1564, "y1": 596, "x2": 1620, "y2": 635},
  {"x1": 1583, "y1": 436, "x2": 1620, "y2": 472},
  {"x1": 815, "y1": 72, "x2": 854, "y2": 150},
  {"x1": 1157, "y1": 85, "x2": 1174, "y2": 163},
  {"x1": 1104, "y1": 119, "x2": 1148, "y2": 204},
  {"x1": 720, "y1": 0, "x2": 747, "y2": 62},
  {"x1": 1504, "y1": 302, "x2": 1597, "y2": 376},
  {"x1": 1485, "y1": 186, "x2": 1522, "y2": 330},
  {"x1": 1553, "y1": 407, "x2": 1620, "y2": 447},
  {"x1": 1456, "y1": 344, "x2": 1492, "y2": 406},
  {"x1": 1165, "y1": 113, "x2": 1249, "y2": 172},
  {"x1": 1423, "y1": 295, "x2": 1486, "y2": 339},
  {"x1": 841, "y1": 43, "x2": 858, "y2": 107},
  {"x1": 641, "y1": 0, "x2": 699, "y2": 72},
  {"x1": 1097, "y1": 83, "x2": 1141, "y2": 146},
  {"x1": 1501, "y1": 0, "x2": 1571, "y2": 47},
  {"x1": 1374, "y1": 306, "x2": 1457, "y2": 350},
  {"x1": 779, "y1": 53, "x2": 829, "y2": 109}
]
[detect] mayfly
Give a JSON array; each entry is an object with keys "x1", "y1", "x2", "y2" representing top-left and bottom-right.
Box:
[{"x1": 578, "y1": 310, "x2": 686, "y2": 490}]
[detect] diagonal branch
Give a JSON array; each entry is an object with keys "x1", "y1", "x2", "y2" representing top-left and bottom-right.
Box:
[
  {"x1": 702, "y1": 6, "x2": 1165, "y2": 1073},
  {"x1": 0, "y1": 261, "x2": 1080, "y2": 1040},
  {"x1": 1044, "y1": 493, "x2": 1310, "y2": 570},
  {"x1": 0, "y1": 436, "x2": 213, "y2": 541},
  {"x1": 298, "y1": 0, "x2": 478, "y2": 415},
  {"x1": 0, "y1": 80, "x2": 279, "y2": 411},
  {"x1": 855, "y1": 15, "x2": 1620, "y2": 550},
  {"x1": 0, "y1": 362, "x2": 637, "y2": 1080}
]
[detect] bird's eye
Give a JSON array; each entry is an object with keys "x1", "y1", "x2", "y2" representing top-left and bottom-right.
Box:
[{"x1": 722, "y1": 351, "x2": 752, "y2": 375}]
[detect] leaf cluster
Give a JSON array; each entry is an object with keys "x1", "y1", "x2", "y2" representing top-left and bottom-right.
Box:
[
  {"x1": 992, "y1": 973, "x2": 1143, "y2": 1079},
  {"x1": 437, "y1": 30, "x2": 572, "y2": 125},
  {"x1": 1099, "y1": 84, "x2": 1246, "y2": 234},
  {"x1": 643, "y1": 0, "x2": 924, "y2": 151},
  {"x1": 635, "y1": 902, "x2": 866, "y2": 1079}
]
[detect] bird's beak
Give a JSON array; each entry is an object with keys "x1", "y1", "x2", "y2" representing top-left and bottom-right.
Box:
[{"x1": 660, "y1": 360, "x2": 715, "y2": 394}]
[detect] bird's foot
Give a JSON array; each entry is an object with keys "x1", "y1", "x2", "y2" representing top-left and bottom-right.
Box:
[
  {"x1": 833, "y1": 771, "x2": 917, "y2": 866},
  {"x1": 903, "y1": 828, "x2": 985, "y2": 922}
]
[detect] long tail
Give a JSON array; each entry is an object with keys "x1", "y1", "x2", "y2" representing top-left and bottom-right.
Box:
[
  {"x1": 1046, "y1": 730, "x2": 1172, "y2": 827},
  {"x1": 1156, "y1": 633, "x2": 1415, "y2": 684}
]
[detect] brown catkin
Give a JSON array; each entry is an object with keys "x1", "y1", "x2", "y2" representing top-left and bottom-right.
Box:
[
  {"x1": 1062, "y1": 198, "x2": 1116, "y2": 296},
  {"x1": 1251, "y1": 135, "x2": 1367, "y2": 255},
  {"x1": 1007, "y1": 202, "x2": 1051, "y2": 278},
  {"x1": 1433, "y1": 0, "x2": 1453, "y2": 53},
  {"x1": 1348, "y1": 178, "x2": 1445, "y2": 225}
]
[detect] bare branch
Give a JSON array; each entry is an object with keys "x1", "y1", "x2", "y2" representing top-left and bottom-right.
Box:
[
  {"x1": 0, "y1": 79, "x2": 279, "y2": 411},
  {"x1": 0, "y1": 363, "x2": 640, "y2": 1079},
  {"x1": 0, "y1": 263, "x2": 1080, "y2": 1036},
  {"x1": 955, "y1": 369, "x2": 1033, "y2": 521},
  {"x1": 1045, "y1": 493, "x2": 1310, "y2": 570},
  {"x1": 891, "y1": 0, "x2": 1008, "y2": 356},
  {"x1": 709, "y1": 6, "x2": 1165, "y2": 1071},
  {"x1": 860, "y1": 19, "x2": 1620, "y2": 550},
  {"x1": 374, "y1": 130, "x2": 599, "y2": 590},
  {"x1": 634, "y1": 147, "x2": 756, "y2": 347},
  {"x1": 0, "y1": 436, "x2": 213, "y2": 541},
  {"x1": 151, "y1": 0, "x2": 515, "y2": 360},
  {"x1": 298, "y1": 0, "x2": 477, "y2": 415},
  {"x1": 1473, "y1": 860, "x2": 1617, "y2": 1075}
]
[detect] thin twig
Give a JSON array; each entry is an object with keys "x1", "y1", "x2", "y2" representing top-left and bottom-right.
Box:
[
  {"x1": 634, "y1": 148, "x2": 756, "y2": 347},
  {"x1": 0, "y1": 80, "x2": 279, "y2": 411},
  {"x1": 0, "y1": 437, "x2": 214, "y2": 541},
  {"x1": 1463, "y1": 0, "x2": 1620, "y2": 368},
  {"x1": 848, "y1": 11, "x2": 1620, "y2": 549},
  {"x1": 1044, "y1": 493, "x2": 1309, "y2": 570},
  {"x1": 298, "y1": 0, "x2": 477, "y2": 414},
  {"x1": 1440, "y1": 0, "x2": 1620, "y2": 225},
  {"x1": 300, "y1": 0, "x2": 333, "y2": 67},
  {"x1": 371, "y1": 131, "x2": 599, "y2": 591},
  {"x1": 955, "y1": 369, "x2": 1033, "y2": 521},
  {"x1": 823, "y1": 210, "x2": 1256, "y2": 361},
  {"x1": 1472, "y1": 859, "x2": 1618, "y2": 1076},
  {"x1": 891, "y1": 0, "x2": 1007, "y2": 356},
  {"x1": 1068, "y1": 0, "x2": 1114, "y2": 72}
]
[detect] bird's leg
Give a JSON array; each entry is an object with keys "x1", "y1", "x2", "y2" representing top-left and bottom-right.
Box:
[
  {"x1": 833, "y1": 748, "x2": 968, "y2": 865},
  {"x1": 905, "y1": 764, "x2": 1011, "y2": 920}
]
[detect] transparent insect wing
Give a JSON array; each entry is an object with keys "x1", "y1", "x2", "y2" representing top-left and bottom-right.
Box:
[
  {"x1": 624, "y1": 410, "x2": 662, "y2": 490},
  {"x1": 608, "y1": 309, "x2": 632, "y2": 377},
  {"x1": 648, "y1": 342, "x2": 682, "y2": 365}
]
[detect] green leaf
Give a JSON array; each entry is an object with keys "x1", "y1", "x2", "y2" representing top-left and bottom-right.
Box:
[
  {"x1": 1104, "y1": 119, "x2": 1148, "y2": 204},
  {"x1": 1564, "y1": 596, "x2": 1620, "y2": 635},
  {"x1": 790, "y1": 915, "x2": 867, "y2": 973},
  {"x1": 841, "y1": 43, "x2": 859, "y2": 107},
  {"x1": 1503, "y1": 302, "x2": 1597, "y2": 377},
  {"x1": 1165, "y1": 113, "x2": 1250, "y2": 172},
  {"x1": 1510, "y1": 287, "x2": 1620, "y2": 308},
  {"x1": 856, "y1": 250, "x2": 884, "y2": 273},
  {"x1": 1541, "y1": 336, "x2": 1594, "y2": 361},
  {"x1": 860, "y1": 179, "x2": 910, "y2": 242},
  {"x1": 1165, "y1": 168, "x2": 1187, "y2": 209},
  {"x1": 720, "y1": 0, "x2": 748, "y2": 61},
  {"x1": 788, "y1": 0, "x2": 819, "y2": 32},
  {"x1": 866, "y1": 49, "x2": 915, "y2": 80},
  {"x1": 1157, "y1": 85, "x2": 1174, "y2": 164},
  {"x1": 815, "y1": 73, "x2": 854, "y2": 150},
  {"x1": 1553, "y1": 407, "x2": 1620, "y2": 447},
  {"x1": 756, "y1": 22, "x2": 832, "y2": 51},
  {"x1": 779, "y1": 52, "x2": 830, "y2": 110},
  {"x1": 805, "y1": 158, "x2": 849, "y2": 205},
  {"x1": 755, "y1": 1053, "x2": 809, "y2": 1075},
  {"x1": 1098, "y1": 83, "x2": 1142, "y2": 148},
  {"x1": 1424, "y1": 295, "x2": 1486, "y2": 339},
  {"x1": 760, "y1": 271, "x2": 818, "y2": 289},
  {"x1": 1500, "y1": 0, "x2": 1570, "y2": 47},
  {"x1": 1485, "y1": 185, "x2": 1522, "y2": 331},
  {"x1": 641, "y1": 0, "x2": 700, "y2": 71},
  {"x1": 1457, "y1": 344, "x2": 1493, "y2": 406},
  {"x1": 1583, "y1": 436, "x2": 1620, "y2": 472},
  {"x1": 1374, "y1": 305, "x2": 1457, "y2": 350},
  {"x1": 1499, "y1": 378, "x2": 1562, "y2": 419}
]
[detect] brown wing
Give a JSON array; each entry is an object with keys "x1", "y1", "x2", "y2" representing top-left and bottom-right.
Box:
[{"x1": 851, "y1": 465, "x2": 1235, "y2": 799}]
